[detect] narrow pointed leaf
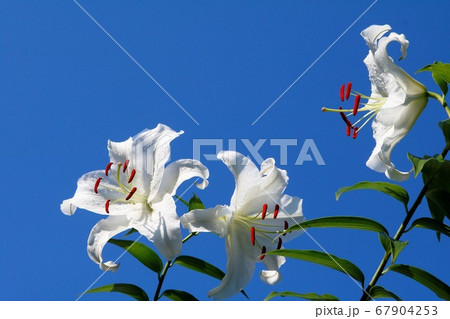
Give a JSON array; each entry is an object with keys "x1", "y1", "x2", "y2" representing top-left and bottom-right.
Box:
[
  {"x1": 391, "y1": 240, "x2": 408, "y2": 264},
  {"x1": 407, "y1": 154, "x2": 441, "y2": 178},
  {"x1": 369, "y1": 286, "x2": 402, "y2": 301},
  {"x1": 161, "y1": 289, "x2": 198, "y2": 301},
  {"x1": 109, "y1": 239, "x2": 163, "y2": 274},
  {"x1": 385, "y1": 264, "x2": 450, "y2": 300},
  {"x1": 175, "y1": 195, "x2": 189, "y2": 207},
  {"x1": 188, "y1": 193, "x2": 205, "y2": 211},
  {"x1": 86, "y1": 283, "x2": 149, "y2": 301},
  {"x1": 268, "y1": 249, "x2": 364, "y2": 285},
  {"x1": 265, "y1": 291, "x2": 339, "y2": 301},
  {"x1": 406, "y1": 217, "x2": 450, "y2": 237},
  {"x1": 174, "y1": 255, "x2": 225, "y2": 281},
  {"x1": 124, "y1": 228, "x2": 138, "y2": 237},
  {"x1": 286, "y1": 216, "x2": 389, "y2": 236},
  {"x1": 336, "y1": 181, "x2": 409, "y2": 207},
  {"x1": 439, "y1": 119, "x2": 450, "y2": 145},
  {"x1": 378, "y1": 232, "x2": 391, "y2": 253},
  {"x1": 173, "y1": 255, "x2": 248, "y2": 299},
  {"x1": 417, "y1": 62, "x2": 450, "y2": 96}
]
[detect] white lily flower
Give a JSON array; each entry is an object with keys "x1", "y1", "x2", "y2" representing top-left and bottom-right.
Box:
[
  {"x1": 61, "y1": 124, "x2": 209, "y2": 270},
  {"x1": 180, "y1": 151, "x2": 304, "y2": 300},
  {"x1": 322, "y1": 24, "x2": 428, "y2": 181}
]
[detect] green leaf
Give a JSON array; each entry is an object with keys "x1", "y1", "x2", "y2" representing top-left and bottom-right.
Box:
[
  {"x1": 175, "y1": 195, "x2": 189, "y2": 207},
  {"x1": 407, "y1": 217, "x2": 450, "y2": 238},
  {"x1": 377, "y1": 233, "x2": 408, "y2": 263},
  {"x1": 407, "y1": 154, "x2": 439, "y2": 178},
  {"x1": 422, "y1": 157, "x2": 450, "y2": 221},
  {"x1": 391, "y1": 240, "x2": 408, "y2": 264},
  {"x1": 173, "y1": 255, "x2": 249, "y2": 299},
  {"x1": 86, "y1": 283, "x2": 149, "y2": 301},
  {"x1": 368, "y1": 286, "x2": 402, "y2": 301},
  {"x1": 174, "y1": 255, "x2": 225, "y2": 281},
  {"x1": 417, "y1": 61, "x2": 450, "y2": 96},
  {"x1": 439, "y1": 119, "x2": 450, "y2": 145},
  {"x1": 109, "y1": 239, "x2": 163, "y2": 274},
  {"x1": 287, "y1": 216, "x2": 389, "y2": 236},
  {"x1": 123, "y1": 228, "x2": 138, "y2": 237},
  {"x1": 188, "y1": 193, "x2": 205, "y2": 211},
  {"x1": 161, "y1": 289, "x2": 198, "y2": 301},
  {"x1": 385, "y1": 264, "x2": 450, "y2": 300},
  {"x1": 336, "y1": 181, "x2": 409, "y2": 208},
  {"x1": 265, "y1": 291, "x2": 339, "y2": 301},
  {"x1": 268, "y1": 249, "x2": 365, "y2": 285},
  {"x1": 378, "y1": 232, "x2": 391, "y2": 253}
]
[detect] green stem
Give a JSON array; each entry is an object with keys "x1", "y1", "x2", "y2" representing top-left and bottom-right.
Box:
[
  {"x1": 427, "y1": 91, "x2": 450, "y2": 118},
  {"x1": 152, "y1": 232, "x2": 198, "y2": 301},
  {"x1": 360, "y1": 145, "x2": 449, "y2": 301},
  {"x1": 153, "y1": 261, "x2": 171, "y2": 301}
]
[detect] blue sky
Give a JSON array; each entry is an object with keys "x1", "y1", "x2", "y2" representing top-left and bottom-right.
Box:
[{"x1": 0, "y1": 0, "x2": 449, "y2": 301}]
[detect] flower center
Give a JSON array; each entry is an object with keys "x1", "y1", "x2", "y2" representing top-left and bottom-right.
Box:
[
  {"x1": 93, "y1": 160, "x2": 149, "y2": 214},
  {"x1": 322, "y1": 82, "x2": 387, "y2": 139},
  {"x1": 236, "y1": 203, "x2": 290, "y2": 260}
]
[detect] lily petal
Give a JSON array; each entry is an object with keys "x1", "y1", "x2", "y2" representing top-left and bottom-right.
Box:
[
  {"x1": 108, "y1": 137, "x2": 133, "y2": 164},
  {"x1": 87, "y1": 215, "x2": 131, "y2": 271},
  {"x1": 154, "y1": 159, "x2": 209, "y2": 201},
  {"x1": 131, "y1": 124, "x2": 183, "y2": 202},
  {"x1": 209, "y1": 222, "x2": 257, "y2": 300},
  {"x1": 218, "y1": 151, "x2": 260, "y2": 210},
  {"x1": 61, "y1": 199, "x2": 77, "y2": 216},
  {"x1": 134, "y1": 194, "x2": 182, "y2": 260},
  {"x1": 260, "y1": 270, "x2": 282, "y2": 285},
  {"x1": 180, "y1": 205, "x2": 233, "y2": 237}
]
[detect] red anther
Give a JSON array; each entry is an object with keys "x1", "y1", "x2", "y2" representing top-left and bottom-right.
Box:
[
  {"x1": 353, "y1": 94, "x2": 361, "y2": 116},
  {"x1": 346, "y1": 124, "x2": 351, "y2": 136},
  {"x1": 338, "y1": 107, "x2": 352, "y2": 127},
  {"x1": 259, "y1": 246, "x2": 266, "y2": 260},
  {"x1": 123, "y1": 159, "x2": 130, "y2": 173},
  {"x1": 105, "y1": 162, "x2": 113, "y2": 176},
  {"x1": 346, "y1": 82, "x2": 352, "y2": 100},
  {"x1": 283, "y1": 220, "x2": 289, "y2": 236},
  {"x1": 261, "y1": 203, "x2": 268, "y2": 220},
  {"x1": 94, "y1": 177, "x2": 102, "y2": 194},
  {"x1": 250, "y1": 227, "x2": 256, "y2": 246},
  {"x1": 277, "y1": 237, "x2": 283, "y2": 250},
  {"x1": 340, "y1": 84, "x2": 345, "y2": 102},
  {"x1": 105, "y1": 200, "x2": 110, "y2": 213},
  {"x1": 273, "y1": 204, "x2": 280, "y2": 219},
  {"x1": 128, "y1": 169, "x2": 136, "y2": 184},
  {"x1": 125, "y1": 187, "x2": 137, "y2": 201},
  {"x1": 352, "y1": 127, "x2": 359, "y2": 139}
]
